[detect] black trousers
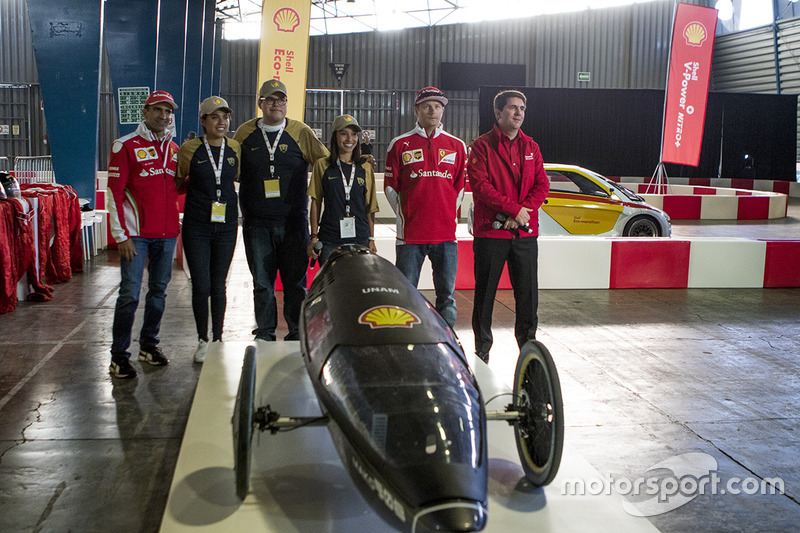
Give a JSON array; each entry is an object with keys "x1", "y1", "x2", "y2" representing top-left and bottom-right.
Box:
[{"x1": 472, "y1": 236, "x2": 538, "y2": 358}]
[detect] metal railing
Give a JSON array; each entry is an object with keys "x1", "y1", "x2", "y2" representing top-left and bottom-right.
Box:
[
  {"x1": 13, "y1": 156, "x2": 55, "y2": 184},
  {"x1": 0, "y1": 156, "x2": 9, "y2": 172}
]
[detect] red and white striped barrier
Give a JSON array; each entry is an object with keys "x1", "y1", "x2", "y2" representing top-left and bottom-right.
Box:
[
  {"x1": 613, "y1": 177, "x2": 797, "y2": 220},
  {"x1": 373, "y1": 231, "x2": 800, "y2": 290},
  {"x1": 613, "y1": 176, "x2": 800, "y2": 197}
]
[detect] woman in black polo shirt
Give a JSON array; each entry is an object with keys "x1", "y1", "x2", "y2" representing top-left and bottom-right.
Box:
[
  {"x1": 307, "y1": 114, "x2": 378, "y2": 265},
  {"x1": 175, "y1": 96, "x2": 240, "y2": 363}
]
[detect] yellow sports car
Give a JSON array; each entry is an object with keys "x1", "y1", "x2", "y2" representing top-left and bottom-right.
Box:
[{"x1": 541, "y1": 164, "x2": 671, "y2": 237}]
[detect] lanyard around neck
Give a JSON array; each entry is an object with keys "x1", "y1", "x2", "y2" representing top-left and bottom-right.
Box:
[
  {"x1": 203, "y1": 137, "x2": 226, "y2": 200},
  {"x1": 337, "y1": 159, "x2": 356, "y2": 201},
  {"x1": 260, "y1": 120, "x2": 286, "y2": 178}
]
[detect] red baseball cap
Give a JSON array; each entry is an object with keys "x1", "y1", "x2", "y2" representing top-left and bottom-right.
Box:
[{"x1": 144, "y1": 90, "x2": 178, "y2": 109}]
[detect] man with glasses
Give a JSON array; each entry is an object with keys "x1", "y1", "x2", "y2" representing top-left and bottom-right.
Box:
[{"x1": 233, "y1": 79, "x2": 328, "y2": 342}]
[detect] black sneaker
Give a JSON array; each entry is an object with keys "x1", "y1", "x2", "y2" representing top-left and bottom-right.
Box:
[
  {"x1": 109, "y1": 358, "x2": 138, "y2": 379},
  {"x1": 138, "y1": 347, "x2": 169, "y2": 366}
]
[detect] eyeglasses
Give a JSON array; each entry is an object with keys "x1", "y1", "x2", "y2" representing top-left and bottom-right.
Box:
[{"x1": 260, "y1": 96, "x2": 287, "y2": 105}]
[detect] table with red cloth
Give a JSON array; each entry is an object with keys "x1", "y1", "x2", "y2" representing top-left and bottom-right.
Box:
[{"x1": 0, "y1": 183, "x2": 83, "y2": 314}]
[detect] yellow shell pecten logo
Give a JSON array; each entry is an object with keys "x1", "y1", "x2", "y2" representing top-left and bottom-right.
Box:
[
  {"x1": 274, "y1": 7, "x2": 301, "y2": 33},
  {"x1": 683, "y1": 22, "x2": 707, "y2": 47},
  {"x1": 359, "y1": 306, "x2": 421, "y2": 329}
]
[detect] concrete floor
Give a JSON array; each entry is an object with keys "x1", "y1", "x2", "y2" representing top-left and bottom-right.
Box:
[{"x1": 1, "y1": 199, "x2": 798, "y2": 532}]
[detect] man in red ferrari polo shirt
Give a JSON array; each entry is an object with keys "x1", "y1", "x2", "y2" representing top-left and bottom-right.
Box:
[{"x1": 385, "y1": 87, "x2": 467, "y2": 327}]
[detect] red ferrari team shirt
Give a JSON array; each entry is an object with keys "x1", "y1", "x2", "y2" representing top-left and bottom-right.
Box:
[{"x1": 384, "y1": 123, "x2": 467, "y2": 244}]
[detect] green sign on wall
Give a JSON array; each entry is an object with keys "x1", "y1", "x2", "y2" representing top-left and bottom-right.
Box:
[{"x1": 118, "y1": 87, "x2": 150, "y2": 124}]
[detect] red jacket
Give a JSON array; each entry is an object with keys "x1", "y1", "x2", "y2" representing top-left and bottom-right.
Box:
[
  {"x1": 468, "y1": 125, "x2": 549, "y2": 238},
  {"x1": 107, "y1": 122, "x2": 180, "y2": 242},
  {"x1": 385, "y1": 123, "x2": 467, "y2": 243}
]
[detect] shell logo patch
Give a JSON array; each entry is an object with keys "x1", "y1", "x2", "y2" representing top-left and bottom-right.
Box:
[
  {"x1": 683, "y1": 22, "x2": 707, "y2": 47},
  {"x1": 135, "y1": 147, "x2": 158, "y2": 162},
  {"x1": 274, "y1": 7, "x2": 300, "y2": 33},
  {"x1": 438, "y1": 149, "x2": 457, "y2": 165},
  {"x1": 359, "y1": 306, "x2": 421, "y2": 329},
  {"x1": 401, "y1": 149, "x2": 424, "y2": 165}
]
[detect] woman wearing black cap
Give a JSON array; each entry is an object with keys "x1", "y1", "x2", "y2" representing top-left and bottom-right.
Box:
[
  {"x1": 307, "y1": 114, "x2": 379, "y2": 265},
  {"x1": 175, "y1": 96, "x2": 241, "y2": 363}
]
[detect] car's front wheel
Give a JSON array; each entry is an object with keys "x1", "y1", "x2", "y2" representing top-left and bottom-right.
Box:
[{"x1": 623, "y1": 215, "x2": 661, "y2": 237}]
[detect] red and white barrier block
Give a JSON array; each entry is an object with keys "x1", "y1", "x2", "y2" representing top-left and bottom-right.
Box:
[
  {"x1": 538, "y1": 237, "x2": 800, "y2": 289},
  {"x1": 372, "y1": 231, "x2": 800, "y2": 290}
]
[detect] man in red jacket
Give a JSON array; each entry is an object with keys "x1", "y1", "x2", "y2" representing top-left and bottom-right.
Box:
[
  {"x1": 107, "y1": 91, "x2": 181, "y2": 378},
  {"x1": 468, "y1": 90, "x2": 549, "y2": 363}
]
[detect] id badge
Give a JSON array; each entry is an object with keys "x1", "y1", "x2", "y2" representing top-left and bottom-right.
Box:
[
  {"x1": 339, "y1": 217, "x2": 356, "y2": 239},
  {"x1": 210, "y1": 202, "x2": 227, "y2": 223},
  {"x1": 264, "y1": 179, "x2": 280, "y2": 199}
]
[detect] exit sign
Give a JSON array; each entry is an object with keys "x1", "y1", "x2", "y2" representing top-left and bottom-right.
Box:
[{"x1": 578, "y1": 72, "x2": 591, "y2": 82}]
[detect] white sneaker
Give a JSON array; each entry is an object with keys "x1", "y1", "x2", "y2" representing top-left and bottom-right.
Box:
[{"x1": 194, "y1": 339, "x2": 209, "y2": 363}]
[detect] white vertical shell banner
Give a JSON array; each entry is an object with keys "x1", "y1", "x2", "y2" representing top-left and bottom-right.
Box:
[{"x1": 258, "y1": 0, "x2": 313, "y2": 120}]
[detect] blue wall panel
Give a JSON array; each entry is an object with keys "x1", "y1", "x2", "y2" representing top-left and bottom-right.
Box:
[
  {"x1": 27, "y1": 0, "x2": 102, "y2": 205},
  {"x1": 180, "y1": 0, "x2": 205, "y2": 139},
  {"x1": 155, "y1": 0, "x2": 188, "y2": 141},
  {"x1": 104, "y1": 0, "x2": 158, "y2": 138}
]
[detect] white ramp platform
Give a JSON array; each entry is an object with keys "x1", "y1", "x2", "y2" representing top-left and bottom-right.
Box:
[{"x1": 160, "y1": 341, "x2": 659, "y2": 532}]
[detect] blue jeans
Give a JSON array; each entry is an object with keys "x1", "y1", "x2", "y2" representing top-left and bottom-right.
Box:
[
  {"x1": 182, "y1": 222, "x2": 238, "y2": 341},
  {"x1": 111, "y1": 236, "x2": 177, "y2": 361},
  {"x1": 395, "y1": 242, "x2": 458, "y2": 327},
  {"x1": 243, "y1": 224, "x2": 308, "y2": 341}
]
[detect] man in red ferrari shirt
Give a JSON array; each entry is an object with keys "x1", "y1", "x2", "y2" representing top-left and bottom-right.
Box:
[
  {"x1": 107, "y1": 91, "x2": 181, "y2": 379},
  {"x1": 385, "y1": 87, "x2": 467, "y2": 327},
  {"x1": 468, "y1": 90, "x2": 549, "y2": 363}
]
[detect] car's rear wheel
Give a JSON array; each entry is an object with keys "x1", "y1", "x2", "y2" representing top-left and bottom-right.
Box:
[{"x1": 623, "y1": 215, "x2": 660, "y2": 237}]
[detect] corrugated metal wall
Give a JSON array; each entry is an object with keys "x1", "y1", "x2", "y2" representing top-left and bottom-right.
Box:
[
  {"x1": 9, "y1": 0, "x2": 799, "y2": 167},
  {"x1": 221, "y1": 0, "x2": 703, "y2": 170},
  {"x1": 711, "y1": 18, "x2": 800, "y2": 157},
  {"x1": 0, "y1": 0, "x2": 47, "y2": 159}
]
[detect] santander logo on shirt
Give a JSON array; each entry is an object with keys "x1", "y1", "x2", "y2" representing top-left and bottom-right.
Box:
[{"x1": 409, "y1": 169, "x2": 453, "y2": 180}]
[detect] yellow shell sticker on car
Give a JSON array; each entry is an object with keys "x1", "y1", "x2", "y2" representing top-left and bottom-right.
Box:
[{"x1": 359, "y1": 306, "x2": 421, "y2": 329}]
